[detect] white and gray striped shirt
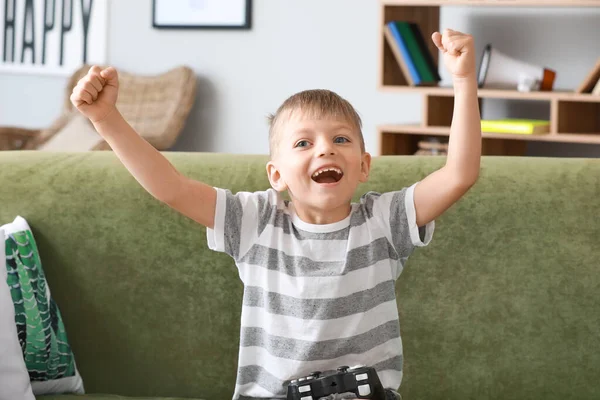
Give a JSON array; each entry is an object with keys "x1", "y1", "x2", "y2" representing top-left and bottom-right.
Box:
[{"x1": 207, "y1": 183, "x2": 434, "y2": 400}]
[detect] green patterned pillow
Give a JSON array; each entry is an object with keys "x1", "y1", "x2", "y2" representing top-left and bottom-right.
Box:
[{"x1": 2, "y1": 216, "x2": 84, "y2": 395}]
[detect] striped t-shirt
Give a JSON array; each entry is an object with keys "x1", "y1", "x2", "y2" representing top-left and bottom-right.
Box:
[{"x1": 207, "y1": 183, "x2": 434, "y2": 400}]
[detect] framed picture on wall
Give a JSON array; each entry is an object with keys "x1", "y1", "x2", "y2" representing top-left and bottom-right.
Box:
[{"x1": 153, "y1": 0, "x2": 252, "y2": 30}]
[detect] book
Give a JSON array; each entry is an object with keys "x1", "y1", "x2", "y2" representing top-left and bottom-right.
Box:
[
  {"x1": 383, "y1": 25, "x2": 415, "y2": 85},
  {"x1": 481, "y1": 119, "x2": 550, "y2": 135},
  {"x1": 409, "y1": 22, "x2": 442, "y2": 82},
  {"x1": 575, "y1": 57, "x2": 600, "y2": 93},
  {"x1": 384, "y1": 22, "x2": 420, "y2": 85},
  {"x1": 394, "y1": 21, "x2": 436, "y2": 84}
]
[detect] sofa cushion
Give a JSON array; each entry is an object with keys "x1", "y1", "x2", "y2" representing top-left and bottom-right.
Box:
[
  {"x1": 1, "y1": 216, "x2": 84, "y2": 396},
  {"x1": 1, "y1": 228, "x2": 36, "y2": 400}
]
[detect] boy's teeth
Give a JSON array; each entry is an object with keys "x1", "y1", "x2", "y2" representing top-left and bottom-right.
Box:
[{"x1": 312, "y1": 167, "x2": 341, "y2": 178}]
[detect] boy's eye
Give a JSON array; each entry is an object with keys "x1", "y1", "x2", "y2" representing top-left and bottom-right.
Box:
[
  {"x1": 334, "y1": 136, "x2": 350, "y2": 143},
  {"x1": 295, "y1": 140, "x2": 309, "y2": 148}
]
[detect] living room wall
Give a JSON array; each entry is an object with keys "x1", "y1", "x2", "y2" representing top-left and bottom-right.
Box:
[{"x1": 1, "y1": 0, "x2": 599, "y2": 156}]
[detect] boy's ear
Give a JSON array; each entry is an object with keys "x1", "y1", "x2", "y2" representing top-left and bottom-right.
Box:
[
  {"x1": 266, "y1": 161, "x2": 288, "y2": 192},
  {"x1": 359, "y1": 152, "x2": 372, "y2": 183}
]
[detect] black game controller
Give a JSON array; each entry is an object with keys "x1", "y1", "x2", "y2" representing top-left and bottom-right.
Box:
[{"x1": 286, "y1": 365, "x2": 386, "y2": 400}]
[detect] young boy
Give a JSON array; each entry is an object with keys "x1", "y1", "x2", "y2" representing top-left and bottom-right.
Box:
[{"x1": 71, "y1": 29, "x2": 481, "y2": 400}]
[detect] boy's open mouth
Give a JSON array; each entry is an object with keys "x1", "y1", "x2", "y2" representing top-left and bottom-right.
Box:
[{"x1": 311, "y1": 167, "x2": 344, "y2": 184}]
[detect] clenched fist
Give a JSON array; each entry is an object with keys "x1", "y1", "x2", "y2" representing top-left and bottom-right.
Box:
[
  {"x1": 70, "y1": 65, "x2": 119, "y2": 124},
  {"x1": 431, "y1": 29, "x2": 476, "y2": 81}
]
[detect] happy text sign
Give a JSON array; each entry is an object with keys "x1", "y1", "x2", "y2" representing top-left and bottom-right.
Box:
[{"x1": 1, "y1": 0, "x2": 107, "y2": 75}]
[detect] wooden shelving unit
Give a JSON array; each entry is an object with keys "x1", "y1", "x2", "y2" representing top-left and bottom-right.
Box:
[{"x1": 378, "y1": 0, "x2": 600, "y2": 156}]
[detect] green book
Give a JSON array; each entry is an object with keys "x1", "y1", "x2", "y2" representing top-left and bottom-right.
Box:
[{"x1": 394, "y1": 21, "x2": 435, "y2": 83}]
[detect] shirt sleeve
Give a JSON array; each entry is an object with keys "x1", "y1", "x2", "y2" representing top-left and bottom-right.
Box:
[
  {"x1": 360, "y1": 182, "x2": 435, "y2": 259},
  {"x1": 206, "y1": 188, "x2": 275, "y2": 261}
]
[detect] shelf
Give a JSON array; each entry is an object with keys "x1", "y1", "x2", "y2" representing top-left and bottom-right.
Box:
[
  {"x1": 378, "y1": 0, "x2": 600, "y2": 156},
  {"x1": 381, "y1": 0, "x2": 600, "y2": 7},
  {"x1": 379, "y1": 124, "x2": 600, "y2": 144},
  {"x1": 378, "y1": 86, "x2": 600, "y2": 102}
]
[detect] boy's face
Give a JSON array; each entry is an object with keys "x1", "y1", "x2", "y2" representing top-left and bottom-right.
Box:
[{"x1": 266, "y1": 112, "x2": 371, "y2": 219}]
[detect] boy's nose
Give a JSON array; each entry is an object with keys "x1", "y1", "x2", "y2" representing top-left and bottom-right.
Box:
[{"x1": 317, "y1": 141, "x2": 336, "y2": 157}]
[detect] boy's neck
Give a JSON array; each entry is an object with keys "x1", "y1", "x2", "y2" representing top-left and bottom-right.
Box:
[{"x1": 289, "y1": 201, "x2": 352, "y2": 225}]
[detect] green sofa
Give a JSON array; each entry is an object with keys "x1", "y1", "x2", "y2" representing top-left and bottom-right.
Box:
[{"x1": 1, "y1": 151, "x2": 599, "y2": 400}]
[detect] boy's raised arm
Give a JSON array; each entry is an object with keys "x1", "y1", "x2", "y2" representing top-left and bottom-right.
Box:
[
  {"x1": 71, "y1": 66, "x2": 216, "y2": 229},
  {"x1": 413, "y1": 29, "x2": 482, "y2": 227}
]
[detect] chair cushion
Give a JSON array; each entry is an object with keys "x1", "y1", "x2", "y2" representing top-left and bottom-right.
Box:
[{"x1": 37, "y1": 113, "x2": 103, "y2": 152}]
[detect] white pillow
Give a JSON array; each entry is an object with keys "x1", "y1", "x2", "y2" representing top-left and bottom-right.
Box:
[
  {"x1": 38, "y1": 113, "x2": 103, "y2": 151},
  {"x1": 0, "y1": 228, "x2": 35, "y2": 400},
  {"x1": 1, "y1": 217, "x2": 84, "y2": 396}
]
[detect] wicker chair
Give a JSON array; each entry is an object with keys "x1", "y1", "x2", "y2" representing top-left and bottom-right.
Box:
[{"x1": 0, "y1": 64, "x2": 197, "y2": 151}]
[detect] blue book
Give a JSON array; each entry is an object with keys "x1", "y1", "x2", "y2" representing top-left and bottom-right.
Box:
[{"x1": 386, "y1": 21, "x2": 420, "y2": 85}]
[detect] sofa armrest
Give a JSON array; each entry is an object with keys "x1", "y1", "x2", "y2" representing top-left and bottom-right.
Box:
[{"x1": 0, "y1": 127, "x2": 41, "y2": 150}]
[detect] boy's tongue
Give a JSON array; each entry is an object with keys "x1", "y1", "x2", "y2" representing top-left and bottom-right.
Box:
[
  {"x1": 313, "y1": 170, "x2": 340, "y2": 184},
  {"x1": 316, "y1": 176, "x2": 337, "y2": 184}
]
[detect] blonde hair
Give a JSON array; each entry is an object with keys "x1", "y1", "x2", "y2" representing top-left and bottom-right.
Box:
[{"x1": 267, "y1": 89, "x2": 365, "y2": 158}]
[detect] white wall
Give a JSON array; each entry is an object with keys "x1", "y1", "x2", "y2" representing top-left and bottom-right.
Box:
[{"x1": 1, "y1": 0, "x2": 599, "y2": 157}]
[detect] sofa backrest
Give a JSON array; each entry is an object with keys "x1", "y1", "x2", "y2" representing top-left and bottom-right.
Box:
[{"x1": 1, "y1": 152, "x2": 599, "y2": 399}]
